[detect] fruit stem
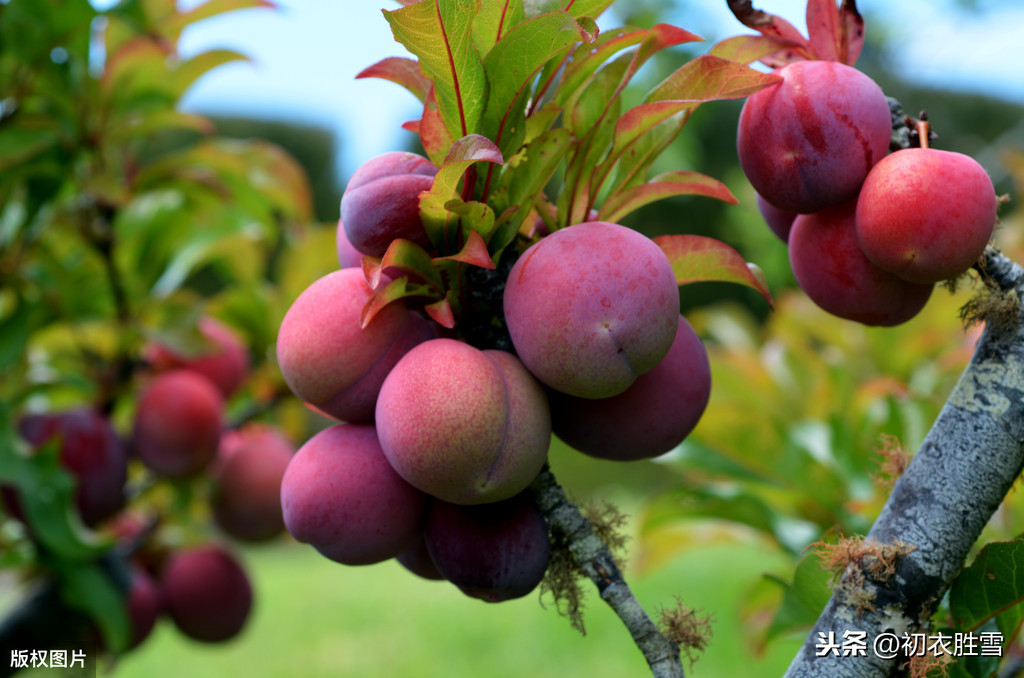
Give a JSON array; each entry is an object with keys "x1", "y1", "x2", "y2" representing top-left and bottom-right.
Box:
[{"x1": 914, "y1": 113, "x2": 931, "y2": 150}]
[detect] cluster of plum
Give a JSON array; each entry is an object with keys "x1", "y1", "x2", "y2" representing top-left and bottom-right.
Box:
[
  {"x1": 738, "y1": 60, "x2": 999, "y2": 326},
  {"x1": 276, "y1": 151, "x2": 713, "y2": 602},
  {"x1": 3, "y1": 317, "x2": 295, "y2": 649}
]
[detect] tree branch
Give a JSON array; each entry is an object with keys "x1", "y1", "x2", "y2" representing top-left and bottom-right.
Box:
[
  {"x1": 530, "y1": 465, "x2": 686, "y2": 678},
  {"x1": 784, "y1": 245, "x2": 1024, "y2": 677}
]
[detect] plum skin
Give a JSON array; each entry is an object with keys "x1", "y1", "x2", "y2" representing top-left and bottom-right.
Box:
[
  {"x1": 275, "y1": 267, "x2": 435, "y2": 423},
  {"x1": 280, "y1": 424, "x2": 427, "y2": 565},
  {"x1": 132, "y1": 370, "x2": 224, "y2": 478},
  {"x1": 159, "y1": 544, "x2": 252, "y2": 643},
  {"x1": 424, "y1": 494, "x2": 550, "y2": 603},
  {"x1": 788, "y1": 199, "x2": 933, "y2": 327},
  {"x1": 340, "y1": 151, "x2": 438, "y2": 257},
  {"x1": 375, "y1": 338, "x2": 551, "y2": 505},
  {"x1": 503, "y1": 221, "x2": 680, "y2": 399},
  {"x1": 737, "y1": 60, "x2": 891, "y2": 215},
  {"x1": 855, "y1": 148, "x2": 998, "y2": 284},
  {"x1": 211, "y1": 424, "x2": 295, "y2": 542},
  {"x1": 551, "y1": 315, "x2": 711, "y2": 461}
]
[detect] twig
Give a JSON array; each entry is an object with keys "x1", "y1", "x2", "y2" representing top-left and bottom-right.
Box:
[{"x1": 530, "y1": 465, "x2": 686, "y2": 678}]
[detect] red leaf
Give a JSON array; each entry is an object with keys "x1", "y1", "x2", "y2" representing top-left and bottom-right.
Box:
[
  {"x1": 709, "y1": 34, "x2": 809, "y2": 65},
  {"x1": 360, "y1": 277, "x2": 409, "y2": 328},
  {"x1": 420, "y1": 86, "x2": 456, "y2": 166},
  {"x1": 424, "y1": 294, "x2": 456, "y2": 329},
  {"x1": 402, "y1": 119, "x2": 422, "y2": 133},
  {"x1": 442, "y1": 134, "x2": 504, "y2": 167},
  {"x1": 654, "y1": 234, "x2": 774, "y2": 308},
  {"x1": 599, "y1": 171, "x2": 737, "y2": 223},
  {"x1": 357, "y1": 57, "x2": 431, "y2": 103},
  {"x1": 725, "y1": 0, "x2": 812, "y2": 67},
  {"x1": 433, "y1": 230, "x2": 495, "y2": 269},
  {"x1": 839, "y1": 0, "x2": 865, "y2": 66},
  {"x1": 806, "y1": 0, "x2": 842, "y2": 62}
]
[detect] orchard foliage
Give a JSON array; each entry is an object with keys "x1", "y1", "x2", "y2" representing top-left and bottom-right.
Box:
[{"x1": 0, "y1": 0, "x2": 313, "y2": 660}]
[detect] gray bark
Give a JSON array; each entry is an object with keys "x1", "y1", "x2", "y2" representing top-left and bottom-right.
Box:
[{"x1": 784, "y1": 246, "x2": 1024, "y2": 677}]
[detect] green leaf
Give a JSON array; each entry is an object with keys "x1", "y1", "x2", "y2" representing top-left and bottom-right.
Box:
[
  {"x1": 446, "y1": 200, "x2": 497, "y2": 243},
  {"x1": 599, "y1": 170, "x2": 737, "y2": 223},
  {"x1": 162, "y1": 0, "x2": 276, "y2": 40},
  {"x1": 523, "y1": 0, "x2": 613, "y2": 20},
  {"x1": 645, "y1": 54, "x2": 783, "y2": 104},
  {"x1": 57, "y1": 557, "x2": 131, "y2": 654},
  {"x1": 0, "y1": 127, "x2": 60, "y2": 173},
  {"x1": 708, "y1": 34, "x2": 807, "y2": 65},
  {"x1": 471, "y1": 0, "x2": 526, "y2": 55},
  {"x1": 420, "y1": 134, "x2": 503, "y2": 249},
  {"x1": 0, "y1": 292, "x2": 38, "y2": 372},
  {"x1": 492, "y1": 127, "x2": 571, "y2": 233},
  {"x1": 765, "y1": 551, "x2": 833, "y2": 642},
  {"x1": 170, "y1": 48, "x2": 249, "y2": 98},
  {"x1": 654, "y1": 234, "x2": 774, "y2": 308},
  {"x1": 385, "y1": 0, "x2": 488, "y2": 140},
  {"x1": 950, "y1": 540, "x2": 1024, "y2": 632},
  {"x1": 370, "y1": 238, "x2": 444, "y2": 291},
  {"x1": 480, "y1": 11, "x2": 585, "y2": 156},
  {"x1": 360, "y1": 276, "x2": 437, "y2": 329},
  {"x1": 357, "y1": 56, "x2": 431, "y2": 103}
]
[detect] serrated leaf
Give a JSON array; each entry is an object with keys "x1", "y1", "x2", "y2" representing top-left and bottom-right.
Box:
[
  {"x1": 599, "y1": 171, "x2": 737, "y2": 223},
  {"x1": 357, "y1": 56, "x2": 431, "y2": 103},
  {"x1": 385, "y1": 0, "x2": 488, "y2": 140},
  {"x1": 708, "y1": 34, "x2": 807, "y2": 65},
  {"x1": 480, "y1": 11, "x2": 584, "y2": 158},
  {"x1": 950, "y1": 540, "x2": 1024, "y2": 632},
  {"x1": 654, "y1": 234, "x2": 774, "y2": 308}
]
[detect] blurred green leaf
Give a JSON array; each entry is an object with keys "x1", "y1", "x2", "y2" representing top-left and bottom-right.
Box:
[
  {"x1": 950, "y1": 540, "x2": 1024, "y2": 632},
  {"x1": 765, "y1": 551, "x2": 832, "y2": 642},
  {"x1": 654, "y1": 234, "x2": 773, "y2": 308},
  {"x1": 56, "y1": 556, "x2": 131, "y2": 654}
]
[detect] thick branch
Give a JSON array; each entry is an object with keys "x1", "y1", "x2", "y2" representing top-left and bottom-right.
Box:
[
  {"x1": 530, "y1": 465, "x2": 685, "y2": 678},
  {"x1": 785, "y1": 246, "x2": 1024, "y2": 678}
]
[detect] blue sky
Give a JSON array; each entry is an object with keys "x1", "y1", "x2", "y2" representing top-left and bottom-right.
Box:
[{"x1": 166, "y1": 1, "x2": 1024, "y2": 181}]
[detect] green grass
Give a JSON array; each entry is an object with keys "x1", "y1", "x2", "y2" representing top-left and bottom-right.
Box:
[{"x1": 113, "y1": 538, "x2": 804, "y2": 678}]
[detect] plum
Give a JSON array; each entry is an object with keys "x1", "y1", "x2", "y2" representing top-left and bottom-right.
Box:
[
  {"x1": 133, "y1": 370, "x2": 224, "y2": 478},
  {"x1": 160, "y1": 544, "x2": 252, "y2": 643},
  {"x1": 737, "y1": 60, "x2": 891, "y2": 215},
  {"x1": 336, "y1": 217, "x2": 365, "y2": 269},
  {"x1": 551, "y1": 315, "x2": 711, "y2": 461},
  {"x1": 425, "y1": 493, "x2": 550, "y2": 603},
  {"x1": 396, "y1": 533, "x2": 445, "y2": 581},
  {"x1": 340, "y1": 151, "x2": 438, "y2": 257},
  {"x1": 126, "y1": 567, "x2": 163, "y2": 649},
  {"x1": 276, "y1": 267, "x2": 436, "y2": 422},
  {"x1": 789, "y1": 199, "x2": 933, "y2": 326},
  {"x1": 855, "y1": 148, "x2": 998, "y2": 284},
  {"x1": 145, "y1": 316, "x2": 249, "y2": 399},
  {"x1": 375, "y1": 338, "x2": 550, "y2": 505},
  {"x1": 280, "y1": 424, "x2": 427, "y2": 565},
  {"x1": 11, "y1": 409, "x2": 128, "y2": 526},
  {"x1": 211, "y1": 424, "x2": 295, "y2": 542},
  {"x1": 756, "y1": 193, "x2": 797, "y2": 243},
  {"x1": 503, "y1": 221, "x2": 679, "y2": 399}
]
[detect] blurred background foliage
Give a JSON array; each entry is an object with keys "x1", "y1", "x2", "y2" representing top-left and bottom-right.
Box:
[{"x1": 3, "y1": 0, "x2": 1024, "y2": 676}]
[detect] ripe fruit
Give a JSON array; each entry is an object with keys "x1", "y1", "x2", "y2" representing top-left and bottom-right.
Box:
[
  {"x1": 737, "y1": 60, "x2": 891, "y2": 215},
  {"x1": 126, "y1": 567, "x2": 163, "y2": 649},
  {"x1": 424, "y1": 494, "x2": 550, "y2": 603},
  {"x1": 336, "y1": 217, "x2": 365, "y2": 269},
  {"x1": 340, "y1": 151, "x2": 438, "y2": 257},
  {"x1": 396, "y1": 534, "x2": 445, "y2": 581},
  {"x1": 276, "y1": 267, "x2": 435, "y2": 422},
  {"x1": 788, "y1": 199, "x2": 933, "y2": 326},
  {"x1": 375, "y1": 338, "x2": 550, "y2": 505},
  {"x1": 145, "y1": 317, "x2": 250, "y2": 399},
  {"x1": 280, "y1": 424, "x2": 427, "y2": 565},
  {"x1": 211, "y1": 424, "x2": 295, "y2": 542},
  {"x1": 133, "y1": 370, "x2": 224, "y2": 478},
  {"x1": 756, "y1": 193, "x2": 797, "y2": 243},
  {"x1": 551, "y1": 315, "x2": 711, "y2": 461},
  {"x1": 160, "y1": 545, "x2": 252, "y2": 643},
  {"x1": 855, "y1": 148, "x2": 997, "y2": 283},
  {"x1": 13, "y1": 409, "x2": 128, "y2": 526},
  {"x1": 503, "y1": 221, "x2": 680, "y2": 399}
]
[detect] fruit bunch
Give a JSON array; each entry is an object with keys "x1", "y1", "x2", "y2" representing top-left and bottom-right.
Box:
[
  {"x1": 275, "y1": 1, "x2": 782, "y2": 606},
  {"x1": 733, "y1": 4, "x2": 999, "y2": 326}
]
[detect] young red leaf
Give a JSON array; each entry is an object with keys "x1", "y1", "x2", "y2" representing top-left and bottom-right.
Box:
[
  {"x1": 433, "y1": 229, "x2": 495, "y2": 269},
  {"x1": 806, "y1": 0, "x2": 842, "y2": 62},
  {"x1": 360, "y1": 276, "x2": 437, "y2": 328},
  {"x1": 725, "y1": 0, "x2": 812, "y2": 67},
  {"x1": 839, "y1": 0, "x2": 865, "y2": 66},
  {"x1": 646, "y1": 54, "x2": 783, "y2": 104},
  {"x1": 709, "y1": 34, "x2": 808, "y2": 65},
  {"x1": 402, "y1": 119, "x2": 422, "y2": 133},
  {"x1": 424, "y1": 292, "x2": 457, "y2": 329},
  {"x1": 357, "y1": 56, "x2": 431, "y2": 103},
  {"x1": 654, "y1": 234, "x2": 774, "y2": 308},
  {"x1": 378, "y1": 238, "x2": 445, "y2": 290},
  {"x1": 419, "y1": 87, "x2": 456, "y2": 165},
  {"x1": 385, "y1": 0, "x2": 487, "y2": 140},
  {"x1": 599, "y1": 171, "x2": 738, "y2": 224}
]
